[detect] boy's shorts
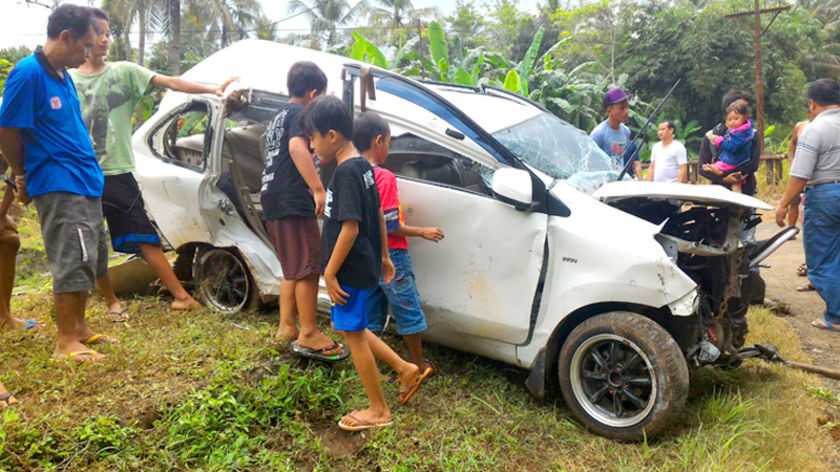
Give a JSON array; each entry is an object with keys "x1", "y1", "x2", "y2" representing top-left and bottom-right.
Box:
[
  {"x1": 366, "y1": 248, "x2": 427, "y2": 336},
  {"x1": 330, "y1": 284, "x2": 374, "y2": 332},
  {"x1": 102, "y1": 173, "x2": 161, "y2": 253},
  {"x1": 34, "y1": 192, "x2": 109, "y2": 294},
  {"x1": 266, "y1": 215, "x2": 320, "y2": 280}
]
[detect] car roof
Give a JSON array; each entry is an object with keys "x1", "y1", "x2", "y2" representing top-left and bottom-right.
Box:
[{"x1": 170, "y1": 39, "x2": 541, "y2": 134}]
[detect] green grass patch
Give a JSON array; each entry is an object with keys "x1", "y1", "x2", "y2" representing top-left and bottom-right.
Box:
[{"x1": 1, "y1": 296, "x2": 838, "y2": 470}]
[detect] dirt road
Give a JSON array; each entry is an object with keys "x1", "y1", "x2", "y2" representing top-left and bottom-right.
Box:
[{"x1": 757, "y1": 222, "x2": 840, "y2": 393}]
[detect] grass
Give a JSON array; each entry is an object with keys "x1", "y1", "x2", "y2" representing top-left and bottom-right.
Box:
[
  {"x1": 2, "y1": 187, "x2": 838, "y2": 471},
  {"x1": 2, "y1": 297, "x2": 839, "y2": 471}
]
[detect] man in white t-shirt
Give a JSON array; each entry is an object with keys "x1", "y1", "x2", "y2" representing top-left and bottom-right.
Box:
[{"x1": 646, "y1": 120, "x2": 688, "y2": 183}]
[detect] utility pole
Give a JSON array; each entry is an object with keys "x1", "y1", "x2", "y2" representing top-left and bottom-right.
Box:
[{"x1": 724, "y1": 1, "x2": 790, "y2": 156}]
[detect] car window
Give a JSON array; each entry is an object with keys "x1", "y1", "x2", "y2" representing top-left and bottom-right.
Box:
[
  {"x1": 149, "y1": 101, "x2": 212, "y2": 172},
  {"x1": 385, "y1": 133, "x2": 492, "y2": 196}
]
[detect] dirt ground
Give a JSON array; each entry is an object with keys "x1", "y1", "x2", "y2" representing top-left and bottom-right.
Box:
[{"x1": 756, "y1": 221, "x2": 840, "y2": 394}]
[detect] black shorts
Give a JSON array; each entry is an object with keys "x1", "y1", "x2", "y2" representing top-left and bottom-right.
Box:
[{"x1": 102, "y1": 173, "x2": 161, "y2": 253}]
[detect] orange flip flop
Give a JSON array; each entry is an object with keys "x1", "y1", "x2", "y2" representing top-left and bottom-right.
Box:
[{"x1": 399, "y1": 366, "x2": 433, "y2": 405}]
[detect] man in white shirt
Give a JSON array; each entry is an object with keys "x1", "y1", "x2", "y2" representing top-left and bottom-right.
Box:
[{"x1": 646, "y1": 120, "x2": 688, "y2": 183}]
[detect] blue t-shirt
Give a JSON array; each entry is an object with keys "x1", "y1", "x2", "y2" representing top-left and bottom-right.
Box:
[
  {"x1": 590, "y1": 120, "x2": 638, "y2": 176},
  {"x1": 0, "y1": 49, "x2": 103, "y2": 198}
]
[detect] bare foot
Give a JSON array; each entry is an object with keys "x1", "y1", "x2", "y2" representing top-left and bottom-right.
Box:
[
  {"x1": 338, "y1": 408, "x2": 392, "y2": 431},
  {"x1": 298, "y1": 332, "x2": 343, "y2": 356},
  {"x1": 52, "y1": 341, "x2": 107, "y2": 363},
  {"x1": 171, "y1": 296, "x2": 201, "y2": 311},
  {"x1": 0, "y1": 317, "x2": 39, "y2": 331},
  {"x1": 397, "y1": 363, "x2": 421, "y2": 393},
  {"x1": 275, "y1": 325, "x2": 299, "y2": 344}
]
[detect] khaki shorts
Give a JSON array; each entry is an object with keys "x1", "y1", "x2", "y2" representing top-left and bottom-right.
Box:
[{"x1": 34, "y1": 192, "x2": 109, "y2": 293}]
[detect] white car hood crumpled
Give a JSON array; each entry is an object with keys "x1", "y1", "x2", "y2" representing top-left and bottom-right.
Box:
[{"x1": 593, "y1": 181, "x2": 773, "y2": 210}]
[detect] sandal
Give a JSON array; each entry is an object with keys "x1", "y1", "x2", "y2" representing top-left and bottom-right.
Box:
[
  {"x1": 796, "y1": 282, "x2": 815, "y2": 292},
  {"x1": 0, "y1": 391, "x2": 18, "y2": 408},
  {"x1": 106, "y1": 310, "x2": 129, "y2": 322},
  {"x1": 797, "y1": 263, "x2": 808, "y2": 277},
  {"x1": 82, "y1": 334, "x2": 118, "y2": 345},
  {"x1": 399, "y1": 366, "x2": 433, "y2": 404},
  {"x1": 338, "y1": 410, "x2": 393, "y2": 431}
]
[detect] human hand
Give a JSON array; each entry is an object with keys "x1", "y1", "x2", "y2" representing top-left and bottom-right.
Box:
[
  {"x1": 382, "y1": 256, "x2": 395, "y2": 284},
  {"x1": 421, "y1": 227, "x2": 444, "y2": 242},
  {"x1": 722, "y1": 172, "x2": 743, "y2": 184},
  {"x1": 216, "y1": 77, "x2": 239, "y2": 96},
  {"x1": 775, "y1": 204, "x2": 789, "y2": 227},
  {"x1": 13, "y1": 175, "x2": 30, "y2": 205},
  {"x1": 708, "y1": 133, "x2": 719, "y2": 143},
  {"x1": 325, "y1": 272, "x2": 348, "y2": 305},
  {"x1": 313, "y1": 188, "x2": 326, "y2": 217}
]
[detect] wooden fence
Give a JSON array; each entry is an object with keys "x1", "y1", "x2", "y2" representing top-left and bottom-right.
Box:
[{"x1": 640, "y1": 153, "x2": 787, "y2": 184}]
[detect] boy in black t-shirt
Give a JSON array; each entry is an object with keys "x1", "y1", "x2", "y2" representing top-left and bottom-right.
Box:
[
  {"x1": 260, "y1": 62, "x2": 347, "y2": 360},
  {"x1": 300, "y1": 96, "x2": 432, "y2": 431}
]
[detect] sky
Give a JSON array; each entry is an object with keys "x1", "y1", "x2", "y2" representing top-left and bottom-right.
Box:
[{"x1": 1, "y1": 0, "x2": 542, "y2": 50}]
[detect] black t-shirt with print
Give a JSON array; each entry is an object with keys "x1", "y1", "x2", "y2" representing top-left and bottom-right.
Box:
[
  {"x1": 320, "y1": 157, "x2": 383, "y2": 289},
  {"x1": 260, "y1": 102, "x2": 316, "y2": 220}
]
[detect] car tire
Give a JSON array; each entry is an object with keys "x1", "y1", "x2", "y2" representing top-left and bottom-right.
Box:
[
  {"x1": 193, "y1": 247, "x2": 259, "y2": 313},
  {"x1": 557, "y1": 311, "x2": 689, "y2": 441}
]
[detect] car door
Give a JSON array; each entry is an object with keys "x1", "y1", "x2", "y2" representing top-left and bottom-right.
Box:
[
  {"x1": 361, "y1": 101, "x2": 547, "y2": 346},
  {"x1": 134, "y1": 97, "x2": 221, "y2": 248}
]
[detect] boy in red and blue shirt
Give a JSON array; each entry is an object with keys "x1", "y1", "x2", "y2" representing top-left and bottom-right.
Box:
[{"x1": 353, "y1": 113, "x2": 444, "y2": 376}]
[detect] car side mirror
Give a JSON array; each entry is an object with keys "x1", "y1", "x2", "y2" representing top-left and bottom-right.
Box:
[{"x1": 492, "y1": 167, "x2": 535, "y2": 210}]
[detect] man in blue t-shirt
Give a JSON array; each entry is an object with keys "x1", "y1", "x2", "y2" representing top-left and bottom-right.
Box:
[
  {"x1": 0, "y1": 5, "x2": 111, "y2": 363},
  {"x1": 590, "y1": 87, "x2": 642, "y2": 180}
]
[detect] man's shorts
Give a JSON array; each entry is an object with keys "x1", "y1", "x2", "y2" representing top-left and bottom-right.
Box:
[
  {"x1": 266, "y1": 215, "x2": 320, "y2": 280},
  {"x1": 102, "y1": 173, "x2": 161, "y2": 253},
  {"x1": 34, "y1": 192, "x2": 109, "y2": 293},
  {"x1": 366, "y1": 248, "x2": 427, "y2": 336},
  {"x1": 330, "y1": 284, "x2": 373, "y2": 332}
]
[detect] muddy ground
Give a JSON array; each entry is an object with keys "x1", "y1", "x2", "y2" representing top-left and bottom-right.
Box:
[{"x1": 757, "y1": 221, "x2": 840, "y2": 394}]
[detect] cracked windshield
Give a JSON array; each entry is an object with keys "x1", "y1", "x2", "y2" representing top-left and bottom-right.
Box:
[{"x1": 493, "y1": 112, "x2": 622, "y2": 193}]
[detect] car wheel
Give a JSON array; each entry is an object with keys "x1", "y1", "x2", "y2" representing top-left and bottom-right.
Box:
[
  {"x1": 557, "y1": 311, "x2": 689, "y2": 441},
  {"x1": 193, "y1": 247, "x2": 257, "y2": 313}
]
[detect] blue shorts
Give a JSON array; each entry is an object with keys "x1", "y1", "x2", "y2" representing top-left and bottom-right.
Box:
[
  {"x1": 330, "y1": 284, "x2": 373, "y2": 332},
  {"x1": 366, "y1": 248, "x2": 427, "y2": 335}
]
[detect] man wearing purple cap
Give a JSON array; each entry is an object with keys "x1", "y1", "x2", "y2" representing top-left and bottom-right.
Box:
[{"x1": 590, "y1": 87, "x2": 642, "y2": 180}]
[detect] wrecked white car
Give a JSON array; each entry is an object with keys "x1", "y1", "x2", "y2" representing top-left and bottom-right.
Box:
[{"x1": 132, "y1": 40, "x2": 795, "y2": 440}]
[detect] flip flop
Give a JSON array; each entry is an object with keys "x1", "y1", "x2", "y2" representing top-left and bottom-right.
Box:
[
  {"x1": 82, "y1": 334, "x2": 118, "y2": 345},
  {"x1": 51, "y1": 350, "x2": 103, "y2": 363},
  {"x1": 796, "y1": 282, "x2": 815, "y2": 292},
  {"x1": 21, "y1": 319, "x2": 38, "y2": 330},
  {"x1": 797, "y1": 263, "x2": 808, "y2": 277},
  {"x1": 0, "y1": 391, "x2": 17, "y2": 408},
  {"x1": 338, "y1": 411, "x2": 393, "y2": 431},
  {"x1": 106, "y1": 310, "x2": 129, "y2": 322},
  {"x1": 290, "y1": 340, "x2": 350, "y2": 362},
  {"x1": 812, "y1": 319, "x2": 840, "y2": 332},
  {"x1": 399, "y1": 366, "x2": 433, "y2": 405}
]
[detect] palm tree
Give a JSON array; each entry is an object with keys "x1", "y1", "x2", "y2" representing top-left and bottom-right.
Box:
[
  {"x1": 185, "y1": 0, "x2": 262, "y2": 48},
  {"x1": 255, "y1": 15, "x2": 279, "y2": 41},
  {"x1": 287, "y1": 0, "x2": 367, "y2": 47},
  {"x1": 364, "y1": 0, "x2": 437, "y2": 28}
]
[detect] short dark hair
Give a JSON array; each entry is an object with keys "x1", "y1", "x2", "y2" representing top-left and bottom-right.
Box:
[
  {"x1": 721, "y1": 91, "x2": 750, "y2": 112},
  {"x1": 662, "y1": 120, "x2": 675, "y2": 131},
  {"x1": 47, "y1": 4, "x2": 96, "y2": 40},
  {"x1": 807, "y1": 78, "x2": 840, "y2": 107},
  {"x1": 726, "y1": 100, "x2": 750, "y2": 118},
  {"x1": 91, "y1": 8, "x2": 109, "y2": 23},
  {"x1": 287, "y1": 61, "x2": 327, "y2": 98},
  {"x1": 352, "y1": 112, "x2": 390, "y2": 152},
  {"x1": 300, "y1": 95, "x2": 353, "y2": 140}
]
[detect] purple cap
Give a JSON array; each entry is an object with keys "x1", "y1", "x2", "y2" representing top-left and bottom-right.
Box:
[{"x1": 604, "y1": 87, "x2": 628, "y2": 107}]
